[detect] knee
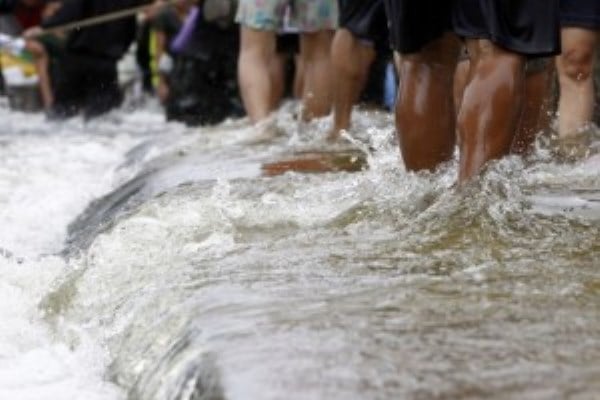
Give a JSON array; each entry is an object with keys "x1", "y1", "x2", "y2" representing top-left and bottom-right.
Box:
[
  {"x1": 240, "y1": 30, "x2": 274, "y2": 61},
  {"x1": 470, "y1": 53, "x2": 526, "y2": 93},
  {"x1": 332, "y1": 35, "x2": 364, "y2": 76},
  {"x1": 401, "y1": 39, "x2": 459, "y2": 80},
  {"x1": 478, "y1": 50, "x2": 524, "y2": 72},
  {"x1": 559, "y1": 46, "x2": 595, "y2": 82},
  {"x1": 399, "y1": 57, "x2": 455, "y2": 89},
  {"x1": 398, "y1": 59, "x2": 421, "y2": 78},
  {"x1": 240, "y1": 43, "x2": 269, "y2": 62},
  {"x1": 331, "y1": 29, "x2": 354, "y2": 60},
  {"x1": 468, "y1": 40, "x2": 525, "y2": 75},
  {"x1": 301, "y1": 31, "x2": 333, "y2": 60}
]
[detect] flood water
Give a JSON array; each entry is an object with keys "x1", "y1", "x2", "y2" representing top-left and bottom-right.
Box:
[{"x1": 0, "y1": 101, "x2": 598, "y2": 400}]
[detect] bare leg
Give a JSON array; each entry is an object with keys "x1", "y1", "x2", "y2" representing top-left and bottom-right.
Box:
[
  {"x1": 453, "y1": 59, "x2": 470, "y2": 115},
  {"x1": 293, "y1": 54, "x2": 304, "y2": 99},
  {"x1": 556, "y1": 27, "x2": 599, "y2": 138},
  {"x1": 26, "y1": 40, "x2": 53, "y2": 110},
  {"x1": 270, "y1": 52, "x2": 287, "y2": 110},
  {"x1": 238, "y1": 27, "x2": 277, "y2": 123},
  {"x1": 329, "y1": 29, "x2": 376, "y2": 140},
  {"x1": 395, "y1": 33, "x2": 460, "y2": 171},
  {"x1": 300, "y1": 30, "x2": 335, "y2": 121},
  {"x1": 511, "y1": 61, "x2": 554, "y2": 156},
  {"x1": 458, "y1": 39, "x2": 526, "y2": 182}
]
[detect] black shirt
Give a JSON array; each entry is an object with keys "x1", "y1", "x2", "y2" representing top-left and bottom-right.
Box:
[
  {"x1": 0, "y1": 0, "x2": 17, "y2": 13},
  {"x1": 42, "y1": 0, "x2": 146, "y2": 60}
]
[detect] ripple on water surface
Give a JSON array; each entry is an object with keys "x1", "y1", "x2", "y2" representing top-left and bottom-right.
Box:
[
  {"x1": 47, "y1": 112, "x2": 599, "y2": 399},
  {"x1": 1, "y1": 104, "x2": 599, "y2": 400}
]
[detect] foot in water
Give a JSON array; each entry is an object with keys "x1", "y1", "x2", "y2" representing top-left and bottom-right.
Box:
[
  {"x1": 243, "y1": 115, "x2": 283, "y2": 144},
  {"x1": 552, "y1": 126, "x2": 598, "y2": 162},
  {"x1": 326, "y1": 127, "x2": 346, "y2": 143}
]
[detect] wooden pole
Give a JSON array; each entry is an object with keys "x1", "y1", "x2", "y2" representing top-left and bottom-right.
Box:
[{"x1": 42, "y1": 0, "x2": 177, "y2": 35}]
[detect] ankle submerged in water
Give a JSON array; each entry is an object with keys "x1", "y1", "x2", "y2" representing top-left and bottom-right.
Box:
[{"x1": 551, "y1": 125, "x2": 599, "y2": 162}]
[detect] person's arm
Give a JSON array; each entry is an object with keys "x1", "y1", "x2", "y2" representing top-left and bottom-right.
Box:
[
  {"x1": 42, "y1": 0, "x2": 152, "y2": 29},
  {"x1": 155, "y1": 30, "x2": 171, "y2": 103},
  {"x1": 152, "y1": 10, "x2": 175, "y2": 102},
  {"x1": 42, "y1": 2, "x2": 63, "y2": 20}
]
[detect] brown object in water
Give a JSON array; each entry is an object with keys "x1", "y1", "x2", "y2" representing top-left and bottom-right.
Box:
[{"x1": 262, "y1": 150, "x2": 367, "y2": 177}]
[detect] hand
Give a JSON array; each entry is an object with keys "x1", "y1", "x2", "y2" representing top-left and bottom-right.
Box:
[
  {"x1": 144, "y1": 0, "x2": 167, "y2": 19},
  {"x1": 42, "y1": 2, "x2": 62, "y2": 19},
  {"x1": 23, "y1": 26, "x2": 43, "y2": 39}
]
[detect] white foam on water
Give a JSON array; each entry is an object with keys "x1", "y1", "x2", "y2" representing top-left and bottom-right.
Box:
[
  {"x1": 0, "y1": 101, "x2": 598, "y2": 399},
  {"x1": 0, "y1": 256, "x2": 125, "y2": 400},
  {"x1": 0, "y1": 108, "x2": 161, "y2": 400}
]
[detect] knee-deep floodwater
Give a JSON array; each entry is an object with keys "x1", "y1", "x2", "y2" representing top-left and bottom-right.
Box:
[{"x1": 0, "y1": 101, "x2": 598, "y2": 400}]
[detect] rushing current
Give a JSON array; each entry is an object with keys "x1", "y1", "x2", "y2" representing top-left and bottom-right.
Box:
[{"x1": 0, "y1": 98, "x2": 598, "y2": 400}]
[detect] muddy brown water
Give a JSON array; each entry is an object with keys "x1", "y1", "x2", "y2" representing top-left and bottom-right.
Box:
[{"x1": 0, "y1": 105, "x2": 598, "y2": 399}]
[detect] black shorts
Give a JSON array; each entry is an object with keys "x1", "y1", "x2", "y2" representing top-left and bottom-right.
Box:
[
  {"x1": 52, "y1": 52, "x2": 122, "y2": 120},
  {"x1": 384, "y1": 0, "x2": 452, "y2": 54},
  {"x1": 560, "y1": 0, "x2": 600, "y2": 30},
  {"x1": 339, "y1": 0, "x2": 389, "y2": 50},
  {"x1": 385, "y1": 0, "x2": 560, "y2": 57}
]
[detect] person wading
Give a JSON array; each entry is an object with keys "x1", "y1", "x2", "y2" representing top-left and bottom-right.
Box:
[
  {"x1": 328, "y1": 0, "x2": 389, "y2": 141},
  {"x1": 384, "y1": 0, "x2": 560, "y2": 183},
  {"x1": 236, "y1": 0, "x2": 338, "y2": 127},
  {"x1": 34, "y1": 0, "x2": 146, "y2": 119},
  {"x1": 555, "y1": 0, "x2": 600, "y2": 143}
]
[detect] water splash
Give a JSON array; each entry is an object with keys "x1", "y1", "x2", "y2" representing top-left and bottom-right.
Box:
[{"x1": 1, "y1": 103, "x2": 599, "y2": 400}]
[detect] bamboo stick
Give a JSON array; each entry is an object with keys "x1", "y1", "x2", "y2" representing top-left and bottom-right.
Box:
[
  {"x1": 0, "y1": 1, "x2": 178, "y2": 53},
  {"x1": 42, "y1": 0, "x2": 176, "y2": 35}
]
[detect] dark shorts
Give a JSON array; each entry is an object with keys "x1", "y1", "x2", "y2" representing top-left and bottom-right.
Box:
[
  {"x1": 339, "y1": 0, "x2": 389, "y2": 49},
  {"x1": 52, "y1": 53, "x2": 122, "y2": 120},
  {"x1": 560, "y1": 0, "x2": 600, "y2": 30},
  {"x1": 383, "y1": 0, "x2": 453, "y2": 54},
  {"x1": 385, "y1": 0, "x2": 560, "y2": 57}
]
